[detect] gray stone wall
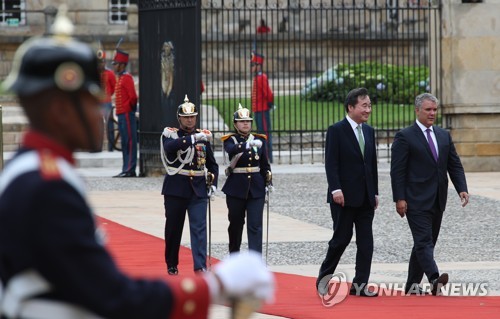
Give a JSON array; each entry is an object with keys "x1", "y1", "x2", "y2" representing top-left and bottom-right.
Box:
[{"x1": 441, "y1": 0, "x2": 500, "y2": 171}]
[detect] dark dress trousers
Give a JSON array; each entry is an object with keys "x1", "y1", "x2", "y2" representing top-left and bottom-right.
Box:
[
  {"x1": 317, "y1": 118, "x2": 378, "y2": 287},
  {"x1": 222, "y1": 133, "x2": 271, "y2": 253},
  {"x1": 391, "y1": 123, "x2": 468, "y2": 284},
  {"x1": 161, "y1": 128, "x2": 219, "y2": 271}
]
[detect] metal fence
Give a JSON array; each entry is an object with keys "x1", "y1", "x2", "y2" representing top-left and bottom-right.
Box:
[{"x1": 199, "y1": 0, "x2": 442, "y2": 164}]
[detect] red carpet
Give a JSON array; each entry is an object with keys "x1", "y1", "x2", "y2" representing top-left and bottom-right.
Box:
[{"x1": 99, "y1": 217, "x2": 500, "y2": 319}]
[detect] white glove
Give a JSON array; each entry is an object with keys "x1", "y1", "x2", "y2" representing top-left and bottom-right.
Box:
[
  {"x1": 208, "y1": 185, "x2": 216, "y2": 197},
  {"x1": 194, "y1": 132, "x2": 207, "y2": 142},
  {"x1": 210, "y1": 251, "x2": 275, "y2": 304},
  {"x1": 250, "y1": 140, "x2": 263, "y2": 148},
  {"x1": 162, "y1": 127, "x2": 175, "y2": 138},
  {"x1": 246, "y1": 140, "x2": 263, "y2": 149}
]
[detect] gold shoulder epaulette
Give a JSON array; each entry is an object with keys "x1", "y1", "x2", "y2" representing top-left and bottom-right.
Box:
[
  {"x1": 39, "y1": 150, "x2": 61, "y2": 180},
  {"x1": 253, "y1": 133, "x2": 268, "y2": 140},
  {"x1": 221, "y1": 133, "x2": 235, "y2": 141},
  {"x1": 162, "y1": 127, "x2": 179, "y2": 139}
]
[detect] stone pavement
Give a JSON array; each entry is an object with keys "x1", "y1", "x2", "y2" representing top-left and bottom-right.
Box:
[{"x1": 78, "y1": 158, "x2": 500, "y2": 319}]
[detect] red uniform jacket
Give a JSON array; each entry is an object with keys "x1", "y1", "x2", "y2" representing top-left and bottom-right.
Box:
[
  {"x1": 115, "y1": 72, "x2": 137, "y2": 115},
  {"x1": 256, "y1": 25, "x2": 271, "y2": 34},
  {"x1": 100, "y1": 68, "x2": 116, "y2": 103},
  {"x1": 251, "y1": 72, "x2": 273, "y2": 113}
]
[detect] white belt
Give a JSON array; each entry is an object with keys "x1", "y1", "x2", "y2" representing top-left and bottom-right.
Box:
[
  {"x1": 167, "y1": 168, "x2": 205, "y2": 177},
  {"x1": 0, "y1": 270, "x2": 103, "y2": 319},
  {"x1": 12, "y1": 300, "x2": 104, "y2": 319},
  {"x1": 232, "y1": 167, "x2": 260, "y2": 173}
]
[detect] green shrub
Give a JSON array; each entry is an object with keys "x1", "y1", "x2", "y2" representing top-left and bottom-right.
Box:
[{"x1": 301, "y1": 62, "x2": 429, "y2": 105}]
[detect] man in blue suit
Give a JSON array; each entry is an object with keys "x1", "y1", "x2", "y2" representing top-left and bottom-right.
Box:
[
  {"x1": 391, "y1": 93, "x2": 469, "y2": 295},
  {"x1": 317, "y1": 87, "x2": 379, "y2": 297},
  {"x1": 161, "y1": 95, "x2": 219, "y2": 276}
]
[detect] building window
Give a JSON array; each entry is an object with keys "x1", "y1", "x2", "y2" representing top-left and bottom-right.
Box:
[
  {"x1": 0, "y1": 0, "x2": 25, "y2": 26},
  {"x1": 109, "y1": 0, "x2": 137, "y2": 24}
]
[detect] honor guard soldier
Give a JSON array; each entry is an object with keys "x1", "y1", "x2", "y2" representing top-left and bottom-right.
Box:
[
  {"x1": 250, "y1": 52, "x2": 274, "y2": 163},
  {"x1": 160, "y1": 95, "x2": 219, "y2": 276},
  {"x1": 221, "y1": 104, "x2": 272, "y2": 254},
  {"x1": 112, "y1": 48, "x2": 138, "y2": 177},
  {"x1": 0, "y1": 8, "x2": 273, "y2": 319},
  {"x1": 96, "y1": 48, "x2": 116, "y2": 152}
]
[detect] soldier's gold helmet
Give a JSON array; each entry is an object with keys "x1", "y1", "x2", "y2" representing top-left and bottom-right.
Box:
[
  {"x1": 1, "y1": 6, "x2": 101, "y2": 98},
  {"x1": 177, "y1": 95, "x2": 198, "y2": 117},
  {"x1": 233, "y1": 103, "x2": 253, "y2": 122}
]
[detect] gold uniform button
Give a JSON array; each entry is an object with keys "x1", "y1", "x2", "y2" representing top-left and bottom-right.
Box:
[
  {"x1": 247, "y1": 164, "x2": 251, "y2": 166},
  {"x1": 183, "y1": 300, "x2": 196, "y2": 315},
  {"x1": 181, "y1": 278, "x2": 196, "y2": 294},
  {"x1": 247, "y1": 175, "x2": 251, "y2": 178}
]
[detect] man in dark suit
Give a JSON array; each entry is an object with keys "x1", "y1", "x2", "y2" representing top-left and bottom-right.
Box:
[
  {"x1": 391, "y1": 93, "x2": 469, "y2": 296},
  {"x1": 317, "y1": 87, "x2": 379, "y2": 297}
]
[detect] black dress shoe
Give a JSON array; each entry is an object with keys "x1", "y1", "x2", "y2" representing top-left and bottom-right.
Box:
[
  {"x1": 194, "y1": 268, "x2": 207, "y2": 274},
  {"x1": 404, "y1": 284, "x2": 429, "y2": 295},
  {"x1": 349, "y1": 286, "x2": 378, "y2": 297},
  {"x1": 167, "y1": 266, "x2": 178, "y2": 276},
  {"x1": 113, "y1": 171, "x2": 136, "y2": 178},
  {"x1": 431, "y1": 273, "x2": 449, "y2": 296},
  {"x1": 317, "y1": 281, "x2": 328, "y2": 296}
]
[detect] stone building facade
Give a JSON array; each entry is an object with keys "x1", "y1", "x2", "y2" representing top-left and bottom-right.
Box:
[
  {"x1": 0, "y1": 0, "x2": 139, "y2": 92},
  {"x1": 1, "y1": 0, "x2": 499, "y2": 171}
]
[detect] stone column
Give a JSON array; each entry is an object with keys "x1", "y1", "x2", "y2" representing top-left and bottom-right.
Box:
[
  {"x1": 441, "y1": 0, "x2": 500, "y2": 171},
  {"x1": 127, "y1": 4, "x2": 138, "y2": 33}
]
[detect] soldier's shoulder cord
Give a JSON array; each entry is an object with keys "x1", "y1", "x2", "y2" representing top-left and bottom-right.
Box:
[
  {"x1": 221, "y1": 133, "x2": 236, "y2": 142},
  {"x1": 162, "y1": 127, "x2": 179, "y2": 139}
]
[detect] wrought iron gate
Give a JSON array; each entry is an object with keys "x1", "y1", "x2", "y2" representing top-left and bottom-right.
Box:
[
  {"x1": 200, "y1": 0, "x2": 442, "y2": 164},
  {"x1": 138, "y1": 0, "x2": 202, "y2": 175}
]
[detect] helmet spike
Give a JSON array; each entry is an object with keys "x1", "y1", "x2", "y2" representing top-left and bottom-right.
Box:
[
  {"x1": 233, "y1": 103, "x2": 253, "y2": 122},
  {"x1": 50, "y1": 4, "x2": 74, "y2": 38},
  {"x1": 177, "y1": 94, "x2": 197, "y2": 117}
]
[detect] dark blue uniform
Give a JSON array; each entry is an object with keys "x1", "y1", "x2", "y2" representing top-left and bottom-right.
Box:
[
  {"x1": 161, "y1": 128, "x2": 218, "y2": 272},
  {"x1": 221, "y1": 133, "x2": 271, "y2": 253},
  {"x1": 0, "y1": 131, "x2": 210, "y2": 319}
]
